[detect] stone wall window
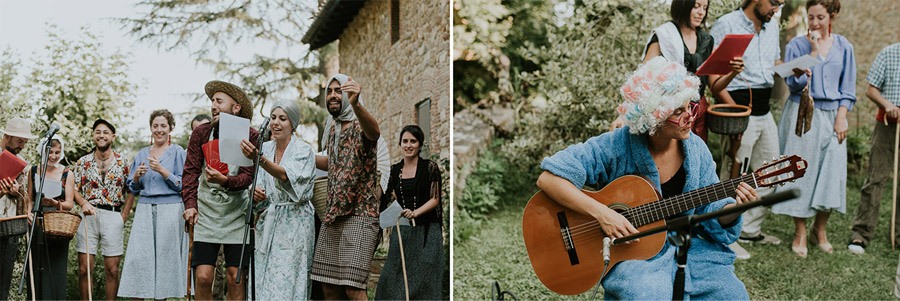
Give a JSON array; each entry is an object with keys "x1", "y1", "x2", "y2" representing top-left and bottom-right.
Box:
[
  {"x1": 391, "y1": 0, "x2": 400, "y2": 44},
  {"x1": 416, "y1": 98, "x2": 431, "y2": 157}
]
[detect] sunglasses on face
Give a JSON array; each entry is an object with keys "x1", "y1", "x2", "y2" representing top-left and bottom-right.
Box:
[{"x1": 666, "y1": 102, "x2": 700, "y2": 127}]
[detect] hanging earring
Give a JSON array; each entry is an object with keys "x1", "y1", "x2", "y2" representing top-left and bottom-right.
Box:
[{"x1": 827, "y1": 22, "x2": 832, "y2": 37}]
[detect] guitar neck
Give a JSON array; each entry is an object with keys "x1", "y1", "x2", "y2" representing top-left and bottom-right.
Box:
[{"x1": 624, "y1": 173, "x2": 757, "y2": 228}]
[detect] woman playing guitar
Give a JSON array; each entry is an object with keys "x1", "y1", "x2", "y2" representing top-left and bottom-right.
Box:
[{"x1": 536, "y1": 57, "x2": 758, "y2": 299}]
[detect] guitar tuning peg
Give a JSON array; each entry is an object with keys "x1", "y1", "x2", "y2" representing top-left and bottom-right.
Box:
[{"x1": 762, "y1": 161, "x2": 768, "y2": 166}]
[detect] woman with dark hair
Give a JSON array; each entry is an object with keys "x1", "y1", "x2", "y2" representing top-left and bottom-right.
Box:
[
  {"x1": 118, "y1": 109, "x2": 188, "y2": 299},
  {"x1": 612, "y1": 0, "x2": 744, "y2": 142},
  {"x1": 773, "y1": 0, "x2": 855, "y2": 257},
  {"x1": 25, "y1": 137, "x2": 75, "y2": 300},
  {"x1": 375, "y1": 125, "x2": 444, "y2": 300}
]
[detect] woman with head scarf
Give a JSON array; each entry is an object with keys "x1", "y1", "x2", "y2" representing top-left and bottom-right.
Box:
[
  {"x1": 117, "y1": 109, "x2": 189, "y2": 299},
  {"x1": 537, "y1": 57, "x2": 758, "y2": 299},
  {"x1": 25, "y1": 136, "x2": 75, "y2": 300},
  {"x1": 240, "y1": 100, "x2": 317, "y2": 300}
]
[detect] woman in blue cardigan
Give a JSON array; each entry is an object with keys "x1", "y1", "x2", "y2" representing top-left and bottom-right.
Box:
[{"x1": 537, "y1": 57, "x2": 758, "y2": 299}]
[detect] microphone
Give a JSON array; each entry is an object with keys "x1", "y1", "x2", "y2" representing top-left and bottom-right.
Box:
[
  {"x1": 257, "y1": 118, "x2": 270, "y2": 142},
  {"x1": 603, "y1": 237, "x2": 611, "y2": 264},
  {"x1": 44, "y1": 123, "x2": 60, "y2": 139}
]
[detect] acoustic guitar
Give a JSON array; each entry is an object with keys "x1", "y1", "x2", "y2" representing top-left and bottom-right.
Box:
[{"x1": 522, "y1": 155, "x2": 808, "y2": 295}]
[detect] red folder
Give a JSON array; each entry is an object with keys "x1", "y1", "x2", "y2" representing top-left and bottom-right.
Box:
[
  {"x1": 201, "y1": 140, "x2": 229, "y2": 175},
  {"x1": 696, "y1": 34, "x2": 754, "y2": 75},
  {"x1": 0, "y1": 150, "x2": 27, "y2": 181}
]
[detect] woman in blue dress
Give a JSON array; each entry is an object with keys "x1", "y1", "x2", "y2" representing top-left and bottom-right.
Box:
[
  {"x1": 772, "y1": 0, "x2": 855, "y2": 257},
  {"x1": 118, "y1": 109, "x2": 188, "y2": 299}
]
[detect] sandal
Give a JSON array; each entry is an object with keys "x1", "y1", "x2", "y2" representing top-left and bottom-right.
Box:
[
  {"x1": 809, "y1": 228, "x2": 833, "y2": 254},
  {"x1": 848, "y1": 240, "x2": 866, "y2": 255}
]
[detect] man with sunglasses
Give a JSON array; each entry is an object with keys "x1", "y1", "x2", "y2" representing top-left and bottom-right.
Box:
[{"x1": 709, "y1": 0, "x2": 786, "y2": 259}]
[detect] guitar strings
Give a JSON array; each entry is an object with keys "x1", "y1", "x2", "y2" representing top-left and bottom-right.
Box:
[{"x1": 564, "y1": 175, "x2": 754, "y2": 238}]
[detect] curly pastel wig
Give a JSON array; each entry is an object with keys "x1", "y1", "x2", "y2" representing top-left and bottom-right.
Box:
[{"x1": 616, "y1": 56, "x2": 701, "y2": 135}]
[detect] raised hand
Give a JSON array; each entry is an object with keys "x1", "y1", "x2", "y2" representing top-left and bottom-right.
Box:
[{"x1": 342, "y1": 77, "x2": 362, "y2": 106}]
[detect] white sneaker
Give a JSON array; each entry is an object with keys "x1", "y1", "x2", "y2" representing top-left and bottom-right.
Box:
[
  {"x1": 848, "y1": 243, "x2": 865, "y2": 255},
  {"x1": 729, "y1": 242, "x2": 751, "y2": 259}
]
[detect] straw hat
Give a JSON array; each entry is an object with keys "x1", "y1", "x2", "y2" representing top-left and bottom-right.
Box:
[
  {"x1": 205, "y1": 80, "x2": 253, "y2": 119},
  {"x1": 0, "y1": 117, "x2": 37, "y2": 139}
]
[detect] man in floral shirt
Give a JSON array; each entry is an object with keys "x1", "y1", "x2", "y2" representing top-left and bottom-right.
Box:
[
  {"x1": 311, "y1": 74, "x2": 382, "y2": 300},
  {"x1": 72, "y1": 119, "x2": 134, "y2": 301}
]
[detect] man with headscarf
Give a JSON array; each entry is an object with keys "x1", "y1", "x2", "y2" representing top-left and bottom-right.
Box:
[
  {"x1": 182, "y1": 80, "x2": 260, "y2": 300},
  {"x1": 311, "y1": 74, "x2": 382, "y2": 300},
  {"x1": 0, "y1": 117, "x2": 36, "y2": 300}
]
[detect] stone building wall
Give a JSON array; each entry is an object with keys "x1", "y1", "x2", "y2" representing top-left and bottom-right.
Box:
[{"x1": 338, "y1": 0, "x2": 451, "y2": 162}]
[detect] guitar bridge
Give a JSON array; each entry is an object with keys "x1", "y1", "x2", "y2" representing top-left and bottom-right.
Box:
[{"x1": 557, "y1": 211, "x2": 579, "y2": 265}]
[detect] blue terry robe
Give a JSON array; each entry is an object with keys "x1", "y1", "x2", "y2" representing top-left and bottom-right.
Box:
[{"x1": 541, "y1": 126, "x2": 749, "y2": 300}]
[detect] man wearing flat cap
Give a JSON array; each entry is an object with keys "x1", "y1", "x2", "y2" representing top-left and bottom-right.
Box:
[
  {"x1": 71, "y1": 118, "x2": 134, "y2": 300},
  {"x1": 0, "y1": 117, "x2": 36, "y2": 300},
  {"x1": 182, "y1": 80, "x2": 259, "y2": 300},
  {"x1": 311, "y1": 74, "x2": 382, "y2": 300}
]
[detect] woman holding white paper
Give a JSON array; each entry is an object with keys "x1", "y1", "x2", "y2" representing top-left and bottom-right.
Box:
[
  {"x1": 375, "y1": 125, "x2": 444, "y2": 300},
  {"x1": 25, "y1": 136, "x2": 74, "y2": 300},
  {"x1": 772, "y1": 0, "x2": 856, "y2": 258},
  {"x1": 239, "y1": 100, "x2": 316, "y2": 300}
]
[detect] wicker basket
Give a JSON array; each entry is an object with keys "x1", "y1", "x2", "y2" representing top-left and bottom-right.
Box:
[
  {"x1": 312, "y1": 176, "x2": 328, "y2": 220},
  {"x1": 707, "y1": 104, "x2": 752, "y2": 135},
  {"x1": 43, "y1": 210, "x2": 81, "y2": 240},
  {"x1": 0, "y1": 215, "x2": 28, "y2": 237}
]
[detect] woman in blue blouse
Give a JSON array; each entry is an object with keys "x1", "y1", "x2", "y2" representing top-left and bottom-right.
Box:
[
  {"x1": 538, "y1": 57, "x2": 758, "y2": 299},
  {"x1": 772, "y1": 0, "x2": 855, "y2": 258},
  {"x1": 118, "y1": 109, "x2": 189, "y2": 299}
]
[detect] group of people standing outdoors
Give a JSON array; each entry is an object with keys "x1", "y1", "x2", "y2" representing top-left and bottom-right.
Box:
[
  {"x1": 541, "y1": 0, "x2": 900, "y2": 298},
  {"x1": 0, "y1": 74, "x2": 445, "y2": 300}
]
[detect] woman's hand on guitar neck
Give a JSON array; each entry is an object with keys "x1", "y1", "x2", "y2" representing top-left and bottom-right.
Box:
[
  {"x1": 594, "y1": 206, "x2": 640, "y2": 243},
  {"x1": 720, "y1": 182, "x2": 759, "y2": 225}
]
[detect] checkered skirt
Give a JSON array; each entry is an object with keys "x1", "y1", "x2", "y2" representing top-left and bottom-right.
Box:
[{"x1": 310, "y1": 215, "x2": 381, "y2": 289}]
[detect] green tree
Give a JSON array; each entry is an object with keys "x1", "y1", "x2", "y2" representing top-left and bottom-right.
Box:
[{"x1": 117, "y1": 0, "x2": 326, "y2": 128}]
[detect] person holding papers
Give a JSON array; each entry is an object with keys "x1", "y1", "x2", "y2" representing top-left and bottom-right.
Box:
[
  {"x1": 238, "y1": 100, "x2": 316, "y2": 300},
  {"x1": 611, "y1": 0, "x2": 745, "y2": 142},
  {"x1": 182, "y1": 80, "x2": 259, "y2": 300},
  {"x1": 118, "y1": 109, "x2": 188, "y2": 299},
  {"x1": 25, "y1": 136, "x2": 74, "y2": 300},
  {"x1": 0, "y1": 117, "x2": 36, "y2": 300},
  {"x1": 375, "y1": 125, "x2": 444, "y2": 300},
  {"x1": 709, "y1": 0, "x2": 785, "y2": 259},
  {"x1": 772, "y1": 0, "x2": 855, "y2": 258}
]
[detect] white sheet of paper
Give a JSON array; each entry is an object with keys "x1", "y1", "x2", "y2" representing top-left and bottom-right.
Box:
[
  {"x1": 40, "y1": 179, "x2": 62, "y2": 199},
  {"x1": 379, "y1": 201, "x2": 411, "y2": 229},
  {"x1": 219, "y1": 113, "x2": 253, "y2": 166},
  {"x1": 772, "y1": 55, "x2": 822, "y2": 78}
]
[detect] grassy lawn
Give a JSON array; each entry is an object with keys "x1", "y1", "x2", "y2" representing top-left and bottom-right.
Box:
[{"x1": 454, "y1": 181, "x2": 898, "y2": 299}]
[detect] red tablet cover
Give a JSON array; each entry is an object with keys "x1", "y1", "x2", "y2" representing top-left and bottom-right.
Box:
[
  {"x1": 0, "y1": 150, "x2": 27, "y2": 181},
  {"x1": 696, "y1": 34, "x2": 754, "y2": 75},
  {"x1": 201, "y1": 140, "x2": 229, "y2": 175}
]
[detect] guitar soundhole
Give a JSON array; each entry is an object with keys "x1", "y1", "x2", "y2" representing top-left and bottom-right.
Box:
[{"x1": 607, "y1": 203, "x2": 630, "y2": 212}]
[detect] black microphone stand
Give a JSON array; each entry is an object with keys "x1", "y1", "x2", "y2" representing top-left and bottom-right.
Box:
[
  {"x1": 612, "y1": 188, "x2": 800, "y2": 301},
  {"x1": 18, "y1": 132, "x2": 56, "y2": 296},
  {"x1": 237, "y1": 117, "x2": 269, "y2": 300}
]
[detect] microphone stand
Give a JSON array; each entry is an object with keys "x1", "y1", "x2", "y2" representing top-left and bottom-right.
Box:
[
  {"x1": 237, "y1": 118, "x2": 269, "y2": 300},
  {"x1": 611, "y1": 188, "x2": 800, "y2": 301},
  {"x1": 18, "y1": 132, "x2": 56, "y2": 297}
]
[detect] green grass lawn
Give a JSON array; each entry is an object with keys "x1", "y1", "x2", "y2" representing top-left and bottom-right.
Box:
[{"x1": 454, "y1": 181, "x2": 899, "y2": 300}]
